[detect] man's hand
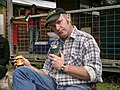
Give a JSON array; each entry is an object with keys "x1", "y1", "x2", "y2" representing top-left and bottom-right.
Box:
[
  {"x1": 11, "y1": 56, "x2": 31, "y2": 69},
  {"x1": 49, "y1": 52, "x2": 65, "y2": 70},
  {"x1": 22, "y1": 56, "x2": 31, "y2": 67}
]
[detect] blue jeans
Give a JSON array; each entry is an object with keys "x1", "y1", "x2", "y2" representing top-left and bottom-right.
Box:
[
  {"x1": 13, "y1": 66, "x2": 91, "y2": 90},
  {"x1": 29, "y1": 28, "x2": 40, "y2": 53}
]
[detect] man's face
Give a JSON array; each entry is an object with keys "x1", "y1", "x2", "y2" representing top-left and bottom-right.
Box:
[
  {"x1": 48, "y1": 14, "x2": 71, "y2": 39},
  {"x1": 31, "y1": 6, "x2": 36, "y2": 13}
]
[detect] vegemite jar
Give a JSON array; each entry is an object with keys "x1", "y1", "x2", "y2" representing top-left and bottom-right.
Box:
[{"x1": 15, "y1": 55, "x2": 24, "y2": 67}]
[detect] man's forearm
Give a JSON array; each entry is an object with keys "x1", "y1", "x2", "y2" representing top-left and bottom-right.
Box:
[
  {"x1": 64, "y1": 65, "x2": 90, "y2": 81},
  {"x1": 28, "y1": 65, "x2": 45, "y2": 74}
]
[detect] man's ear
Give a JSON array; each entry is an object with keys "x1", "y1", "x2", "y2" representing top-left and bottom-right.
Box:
[{"x1": 66, "y1": 14, "x2": 71, "y2": 24}]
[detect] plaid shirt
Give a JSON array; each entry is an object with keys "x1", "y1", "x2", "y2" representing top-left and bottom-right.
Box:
[{"x1": 43, "y1": 26, "x2": 102, "y2": 85}]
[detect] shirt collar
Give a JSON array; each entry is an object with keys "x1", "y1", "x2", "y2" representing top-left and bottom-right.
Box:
[
  {"x1": 59, "y1": 25, "x2": 78, "y2": 43},
  {"x1": 70, "y1": 25, "x2": 78, "y2": 39}
]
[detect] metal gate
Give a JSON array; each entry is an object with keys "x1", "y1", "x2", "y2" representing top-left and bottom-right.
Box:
[{"x1": 67, "y1": 5, "x2": 120, "y2": 61}]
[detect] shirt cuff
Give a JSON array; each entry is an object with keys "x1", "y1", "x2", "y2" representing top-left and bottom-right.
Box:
[
  {"x1": 41, "y1": 69, "x2": 49, "y2": 75},
  {"x1": 84, "y1": 66, "x2": 96, "y2": 82}
]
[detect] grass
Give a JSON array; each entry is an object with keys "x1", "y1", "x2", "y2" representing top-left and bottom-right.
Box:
[
  {"x1": 10, "y1": 83, "x2": 120, "y2": 90},
  {"x1": 97, "y1": 83, "x2": 120, "y2": 90}
]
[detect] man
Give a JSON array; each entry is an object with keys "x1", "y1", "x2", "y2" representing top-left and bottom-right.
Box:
[
  {"x1": 0, "y1": 35, "x2": 10, "y2": 79},
  {"x1": 25, "y1": 4, "x2": 41, "y2": 54},
  {"x1": 11, "y1": 4, "x2": 41, "y2": 54},
  {"x1": 13, "y1": 8, "x2": 102, "y2": 90}
]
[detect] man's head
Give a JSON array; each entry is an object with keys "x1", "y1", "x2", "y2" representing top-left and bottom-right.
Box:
[
  {"x1": 31, "y1": 4, "x2": 36, "y2": 9},
  {"x1": 30, "y1": 4, "x2": 37, "y2": 14},
  {"x1": 45, "y1": 8, "x2": 66, "y2": 28},
  {"x1": 45, "y1": 8, "x2": 73, "y2": 41}
]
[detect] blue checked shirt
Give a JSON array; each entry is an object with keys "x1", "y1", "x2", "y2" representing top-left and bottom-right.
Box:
[{"x1": 43, "y1": 26, "x2": 102, "y2": 85}]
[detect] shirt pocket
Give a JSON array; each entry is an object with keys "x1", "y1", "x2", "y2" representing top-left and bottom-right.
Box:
[{"x1": 69, "y1": 49, "x2": 82, "y2": 66}]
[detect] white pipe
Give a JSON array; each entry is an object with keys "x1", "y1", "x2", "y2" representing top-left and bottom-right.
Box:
[{"x1": 66, "y1": 4, "x2": 120, "y2": 13}]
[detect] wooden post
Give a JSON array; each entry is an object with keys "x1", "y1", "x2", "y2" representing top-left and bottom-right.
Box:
[{"x1": 7, "y1": 0, "x2": 13, "y2": 55}]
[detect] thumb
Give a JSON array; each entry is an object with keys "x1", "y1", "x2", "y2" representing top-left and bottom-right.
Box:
[{"x1": 60, "y1": 51, "x2": 64, "y2": 59}]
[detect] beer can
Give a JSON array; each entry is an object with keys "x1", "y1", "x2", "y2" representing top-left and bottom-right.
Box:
[
  {"x1": 50, "y1": 45, "x2": 60, "y2": 56},
  {"x1": 15, "y1": 55, "x2": 24, "y2": 67}
]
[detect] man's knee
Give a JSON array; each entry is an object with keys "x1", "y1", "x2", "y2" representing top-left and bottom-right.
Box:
[{"x1": 13, "y1": 66, "x2": 28, "y2": 76}]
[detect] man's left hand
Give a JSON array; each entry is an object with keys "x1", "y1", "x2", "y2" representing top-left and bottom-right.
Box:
[{"x1": 49, "y1": 52, "x2": 64, "y2": 70}]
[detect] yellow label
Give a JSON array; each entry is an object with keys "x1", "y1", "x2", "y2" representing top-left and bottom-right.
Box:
[
  {"x1": 15, "y1": 55, "x2": 23, "y2": 59},
  {"x1": 47, "y1": 10, "x2": 56, "y2": 19}
]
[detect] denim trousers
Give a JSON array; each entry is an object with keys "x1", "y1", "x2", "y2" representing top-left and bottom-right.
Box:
[
  {"x1": 13, "y1": 66, "x2": 91, "y2": 90},
  {"x1": 29, "y1": 28, "x2": 40, "y2": 53}
]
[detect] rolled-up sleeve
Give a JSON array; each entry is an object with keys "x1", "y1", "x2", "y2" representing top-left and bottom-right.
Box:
[
  {"x1": 42, "y1": 69, "x2": 49, "y2": 75},
  {"x1": 84, "y1": 66, "x2": 96, "y2": 81}
]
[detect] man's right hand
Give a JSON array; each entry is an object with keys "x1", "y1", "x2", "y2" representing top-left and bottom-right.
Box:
[{"x1": 11, "y1": 56, "x2": 31, "y2": 69}]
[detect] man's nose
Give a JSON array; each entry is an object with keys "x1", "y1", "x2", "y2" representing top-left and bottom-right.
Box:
[{"x1": 55, "y1": 24, "x2": 60, "y2": 30}]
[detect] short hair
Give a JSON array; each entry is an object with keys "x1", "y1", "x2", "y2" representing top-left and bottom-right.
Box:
[{"x1": 31, "y1": 4, "x2": 36, "y2": 8}]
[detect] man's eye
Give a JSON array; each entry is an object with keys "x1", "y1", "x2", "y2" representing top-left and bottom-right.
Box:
[{"x1": 57, "y1": 21, "x2": 61, "y2": 24}]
